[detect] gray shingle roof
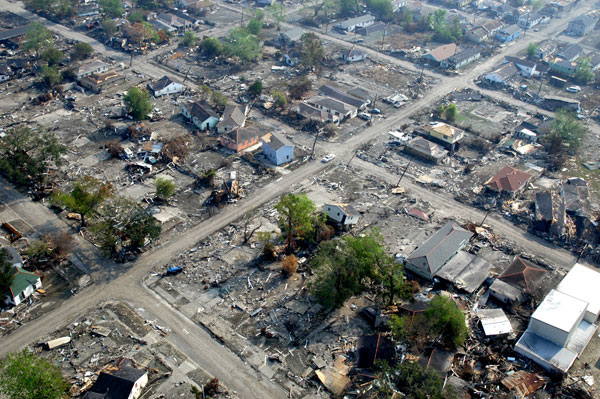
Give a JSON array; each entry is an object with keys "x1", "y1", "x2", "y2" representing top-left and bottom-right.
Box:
[
  {"x1": 263, "y1": 132, "x2": 292, "y2": 150},
  {"x1": 0, "y1": 25, "x2": 31, "y2": 41},
  {"x1": 318, "y1": 84, "x2": 364, "y2": 108},
  {"x1": 406, "y1": 221, "x2": 473, "y2": 276}
]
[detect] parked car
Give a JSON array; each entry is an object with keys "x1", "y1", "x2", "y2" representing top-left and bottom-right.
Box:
[
  {"x1": 565, "y1": 86, "x2": 581, "y2": 93},
  {"x1": 322, "y1": 154, "x2": 336, "y2": 163},
  {"x1": 371, "y1": 108, "x2": 381, "y2": 114},
  {"x1": 358, "y1": 112, "x2": 371, "y2": 121}
]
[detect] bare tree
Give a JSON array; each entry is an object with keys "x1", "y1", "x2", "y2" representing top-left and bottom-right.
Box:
[{"x1": 242, "y1": 211, "x2": 262, "y2": 244}]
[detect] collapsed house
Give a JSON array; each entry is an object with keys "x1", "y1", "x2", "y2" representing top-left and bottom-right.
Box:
[
  {"x1": 83, "y1": 358, "x2": 148, "y2": 399},
  {"x1": 489, "y1": 256, "x2": 546, "y2": 304}
]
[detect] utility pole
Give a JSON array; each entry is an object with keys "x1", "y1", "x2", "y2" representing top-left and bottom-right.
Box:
[
  {"x1": 396, "y1": 162, "x2": 410, "y2": 186},
  {"x1": 346, "y1": 150, "x2": 357, "y2": 168},
  {"x1": 183, "y1": 65, "x2": 192, "y2": 83},
  {"x1": 129, "y1": 52, "x2": 133, "y2": 68},
  {"x1": 480, "y1": 198, "x2": 496, "y2": 226},
  {"x1": 240, "y1": 5, "x2": 244, "y2": 27},
  {"x1": 380, "y1": 24, "x2": 387, "y2": 51},
  {"x1": 537, "y1": 71, "x2": 545, "y2": 97},
  {"x1": 311, "y1": 128, "x2": 321, "y2": 158}
]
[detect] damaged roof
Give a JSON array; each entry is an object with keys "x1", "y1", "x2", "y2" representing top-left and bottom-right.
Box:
[
  {"x1": 149, "y1": 76, "x2": 176, "y2": 91},
  {"x1": 499, "y1": 256, "x2": 546, "y2": 292},
  {"x1": 184, "y1": 100, "x2": 218, "y2": 121},
  {"x1": 485, "y1": 165, "x2": 532, "y2": 193},
  {"x1": 501, "y1": 370, "x2": 547, "y2": 397},
  {"x1": 222, "y1": 126, "x2": 260, "y2": 145},
  {"x1": 262, "y1": 132, "x2": 293, "y2": 150},
  {"x1": 220, "y1": 104, "x2": 246, "y2": 128},
  {"x1": 561, "y1": 177, "x2": 590, "y2": 217}
]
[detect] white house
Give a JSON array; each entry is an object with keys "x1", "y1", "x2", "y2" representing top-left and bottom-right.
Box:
[
  {"x1": 335, "y1": 14, "x2": 375, "y2": 32},
  {"x1": 181, "y1": 101, "x2": 219, "y2": 131},
  {"x1": 148, "y1": 76, "x2": 185, "y2": 97},
  {"x1": 341, "y1": 48, "x2": 367, "y2": 62},
  {"x1": 484, "y1": 62, "x2": 518, "y2": 85},
  {"x1": 74, "y1": 60, "x2": 109, "y2": 79},
  {"x1": 556, "y1": 263, "x2": 600, "y2": 323},
  {"x1": 2, "y1": 247, "x2": 42, "y2": 307},
  {"x1": 515, "y1": 289, "x2": 598, "y2": 373},
  {"x1": 306, "y1": 96, "x2": 358, "y2": 119},
  {"x1": 323, "y1": 203, "x2": 360, "y2": 227}
]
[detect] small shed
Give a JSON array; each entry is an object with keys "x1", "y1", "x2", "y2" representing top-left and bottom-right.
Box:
[{"x1": 477, "y1": 308, "x2": 513, "y2": 336}]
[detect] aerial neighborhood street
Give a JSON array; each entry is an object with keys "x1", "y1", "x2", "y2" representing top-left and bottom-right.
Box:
[{"x1": 0, "y1": 0, "x2": 600, "y2": 397}]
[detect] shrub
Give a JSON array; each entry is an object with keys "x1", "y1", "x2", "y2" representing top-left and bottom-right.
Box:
[{"x1": 282, "y1": 254, "x2": 298, "y2": 276}]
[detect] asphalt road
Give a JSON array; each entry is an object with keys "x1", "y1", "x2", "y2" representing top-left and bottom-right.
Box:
[{"x1": 0, "y1": 1, "x2": 594, "y2": 397}]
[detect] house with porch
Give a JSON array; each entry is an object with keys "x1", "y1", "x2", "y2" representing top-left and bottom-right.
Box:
[{"x1": 181, "y1": 101, "x2": 219, "y2": 131}]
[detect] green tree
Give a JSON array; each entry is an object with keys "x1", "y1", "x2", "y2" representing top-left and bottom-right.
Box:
[
  {"x1": 128, "y1": 9, "x2": 145, "y2": 23},
  {"x1": 531, "y1": 0, "x2": 544, "y2": 11},
  {"x1": 52, "y1": 176, "x2": 112, "y2": 227},
  {"x1": 53, "y1": 0, "x2": 76, "y2": 19},
  {"x1": 0, "y1": 127, "x2": 65, "y2": 187},
  {"x1": 271, "y1": 90, "x2": 287, "y2": 109},
  {"x1": 366, "y1": 0, "x2": 393, "y2": 21},
  {"x1": 25, "y1": 0, "x2": 53, "y2": 13},
  {"x1": 211, "y1": 90, "x2": 229, "y2": 111},
  {"x1": 124, "y1": 86, "x2": 154, "y2": 120},
  {"x1": 41, "y1": 46, "x2": 63, "y2": 65},
  {"x1": 201, "y1": 37, "x2": 223, "y2": 57},
  {"x1": 136, "y1": 0, "x2": 157, "y2": 9},
  {"x1": 247, "y1": 17, "x2": 263, "y2": 36},
  {"x1": 389, "y1": 314, "x2": 409, "y2": 341},
  {"x1": 339, "y1": 0, "x2": 359, "y2": 17},
  {"x1": 224, "y1": 28, "x2": 261, "y2": 62},
  {"x1": 288, "y1": 77, "x2": 312, "y2": 99},
  {"x1": 123, "y1": 207, "x2": 161, "y2": 250},
  {"x1": 378, "y1": 258, "x2": 410, "y2": 306},
  {"x1": 23, "y1": 22, "x2": 53, "y2": 58},
  {"x1": 99, "y1": 0, "x2": 124, "y2": 18},
  {"x1": 547, "y1": 109, "x2": 587, "y2": 153},
  {"x1": 181, "y1": 30, "x2": 197, "y2": 47},
  {"x1": 92, "y1": 197, "x2": 161, "y2": 257},
  {"x1": 267, "y1": 1, "x2": 286, "y2": 30},
  {"x1": 275, "y1": 193, "x2": 316, "y2": 251},
  {"x1": 371, "y1": 361, "x2": 456, "y2": 398},
  {"x1": 0, "y1": 351, "x2": 69, "y2": 399},
  {"x1": 425, "y1": 295, "x2": 468, "y2": 349},
  {"x1": 248, "y1": 80, "x2": 263, "y2": 97},
  {"x1": 155, "y1": 177, "x2": 177, "y2": 200},
  {"x1": 71, "y1": 42, "x2": 93, "y2": 61},
  {"x1": 102, "y1": 18, "x2": 117, "y2": 37},
  {"x1": 431, "y1": 9, "x2": 446, "y2": 31},
  {"x1": 310, "y1": 232, "x2": 397, "y2": 308},
  {"x1": 41, "y1": 65, "x2": 63, "y2": 87},
  {"x1": 300, "y1": 32, "x2": 325, "y2": 73},
  {"x1": 574, "y1": 57, "x2": 593, "y2": 84},
  {"x1": 444, "y1": 103, "x2": 457, "y2": 122},
  {"x1": 400, "y1": 7, "x2": 413, "y2": 26},
  {"x1": 527, "y1": 42, "x2": 539, "y2": 58},
  {"x1": 0, "y1": 249, "x2": 15, "y2": 296}
]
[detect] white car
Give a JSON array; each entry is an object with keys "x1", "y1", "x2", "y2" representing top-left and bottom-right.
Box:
[
  {"x1": 565, "y1": 86, "x2": 581, "y2": 93},
  {"x1": 322, "y1": 154, "x2": 336, "y2": 163}
]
